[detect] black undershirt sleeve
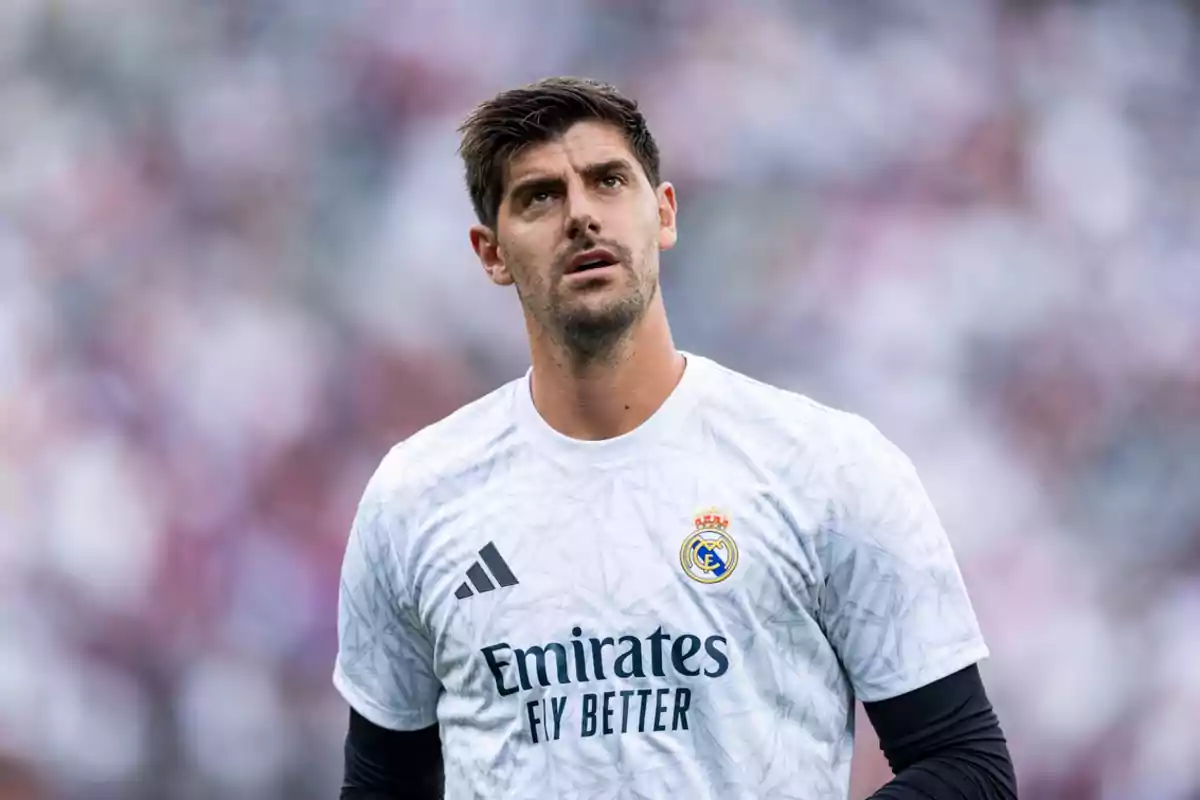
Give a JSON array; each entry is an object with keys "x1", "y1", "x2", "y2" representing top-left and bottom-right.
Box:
[
  {"x1": 863, "y1": 664, "x2": 1017, "y2": 799},
  {"x1": 341, "y1": 708, "x2": 443, "y2": 800}
]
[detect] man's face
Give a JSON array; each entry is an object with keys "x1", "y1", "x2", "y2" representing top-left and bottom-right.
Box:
[{"x1": 472, "y1": 120, "x2": 677, "y2": 352}]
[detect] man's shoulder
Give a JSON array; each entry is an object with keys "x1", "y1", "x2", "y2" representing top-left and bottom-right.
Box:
[
  {"x1": 693, "y1": 355, "x2": 879, "y2": 450},
  {"x1": 362, "y1": 377, "x2": 524, "y2": 508},
  {"x1": 695, "y1": 355, "x2": 921, "y2": 517}
]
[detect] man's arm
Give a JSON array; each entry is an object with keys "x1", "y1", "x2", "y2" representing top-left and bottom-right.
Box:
[
  {"x1": 814, "y1": 414, "x2": 1007, "y2": 797},
  {"x1": 341, "y1": 709, "x2": 442, "y2": 800},
  {"x1": 864, "y1": 665, "x2": 1017, "y2": 799},
  {"x1": 333, "y1": 451, "x2": 444, "y2": 798}
]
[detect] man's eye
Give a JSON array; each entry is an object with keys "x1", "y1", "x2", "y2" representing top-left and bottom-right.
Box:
[
  {"x1": 600, "y1": 175, "x2": 624, "y2": 188},
  {"x1": 530, "y1": 191, "x2": 552, "y2": 204}
]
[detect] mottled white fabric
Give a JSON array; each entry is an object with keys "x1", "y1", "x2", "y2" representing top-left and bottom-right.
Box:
[{"x1": 334, "y1": 353, "x2": 987, "y2": 799}]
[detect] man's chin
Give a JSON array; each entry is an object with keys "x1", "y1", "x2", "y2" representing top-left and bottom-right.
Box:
[
  {"x1": 561, "y1": 308, "x2": 635, "y2": 335},
  {"x1": 555, "y1": 301, "x2": 643, "y2": 353}
]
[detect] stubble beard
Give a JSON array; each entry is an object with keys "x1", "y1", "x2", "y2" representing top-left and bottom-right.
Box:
[
  {"x1": 557, "y1": 274, "x2": 656, "y2": 364},
  {"x1": 524, "y1": 261, "x2": 658, "y2": 367}
]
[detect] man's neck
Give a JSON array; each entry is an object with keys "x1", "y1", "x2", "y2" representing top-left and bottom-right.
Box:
[{"x1": 527, "y1": 305, "x2": 685, "y2": 441}]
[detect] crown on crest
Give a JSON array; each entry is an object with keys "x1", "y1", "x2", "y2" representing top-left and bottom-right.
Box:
[{"x1": 694, "y1": 508, "x2": 730, "y2": 532}]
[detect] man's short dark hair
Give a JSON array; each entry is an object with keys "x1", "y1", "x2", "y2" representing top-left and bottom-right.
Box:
[{"x1": 457, "y1": 77, "x2": 662, "y2": 229}]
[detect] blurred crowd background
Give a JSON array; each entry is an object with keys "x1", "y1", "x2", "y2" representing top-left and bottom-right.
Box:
[{"x1": 2, "y1": 0, "x2": 1199, "y2": 798}]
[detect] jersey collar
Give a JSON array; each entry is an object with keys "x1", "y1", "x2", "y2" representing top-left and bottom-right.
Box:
[{"x1": 514, "y1": 351, "x2": 707, "y2": 467}]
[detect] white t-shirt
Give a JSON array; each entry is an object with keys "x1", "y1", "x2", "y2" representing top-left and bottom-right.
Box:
[{"x1": 333, "y1": 353, "x2": 988, "y2": 799}]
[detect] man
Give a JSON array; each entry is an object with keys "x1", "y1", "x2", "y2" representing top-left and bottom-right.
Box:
[{"x1": 334, "y1": 77, "x2": 1016, "y2": 799}]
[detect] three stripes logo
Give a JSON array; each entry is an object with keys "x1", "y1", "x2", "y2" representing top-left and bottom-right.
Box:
[{"x1": 454, "y1": 542, "x2": 519, "y2": 600}]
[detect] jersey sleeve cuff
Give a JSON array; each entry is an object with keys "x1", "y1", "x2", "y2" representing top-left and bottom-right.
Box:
[
  {"x1": 332, "y1": 662, "x2": 438, "y2": 731},
  {"x1": 854, "y1": 640, "x2": 991, "y2": 704}
]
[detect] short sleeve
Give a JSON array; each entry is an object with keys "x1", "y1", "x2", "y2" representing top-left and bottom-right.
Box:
[
  {"x1": 817, "y1": 416, "x2": 989, "y2": 703},
  {"x1": 333, "y1": 484, "x2": 441, "y2": 731}
]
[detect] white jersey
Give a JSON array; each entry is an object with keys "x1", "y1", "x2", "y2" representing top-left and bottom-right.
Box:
[{"x1": 334, "y1": 353, "x2": 988, "y2": 799}]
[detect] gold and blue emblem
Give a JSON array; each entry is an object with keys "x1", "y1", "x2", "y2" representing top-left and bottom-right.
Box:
[{"x1": 680, "y1": 508, "x2": 738, "y2": 584}]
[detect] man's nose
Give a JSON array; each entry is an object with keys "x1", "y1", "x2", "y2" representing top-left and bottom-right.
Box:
[{"x1": 564, "y1": 185, "x2": 601, "y2": 239}]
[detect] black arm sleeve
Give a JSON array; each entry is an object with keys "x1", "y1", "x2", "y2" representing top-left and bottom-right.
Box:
[
  {"x1": 341, "y1": 708, "x2": 443, "y2": 800},
  {"x1": 863, "y1": 664, "x2": 1017, "y2": 799}
]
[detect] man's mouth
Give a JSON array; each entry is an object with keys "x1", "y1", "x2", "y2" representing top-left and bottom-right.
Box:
[{"x1": 566, "y1": 248, "x2": 619, "y2": 274}]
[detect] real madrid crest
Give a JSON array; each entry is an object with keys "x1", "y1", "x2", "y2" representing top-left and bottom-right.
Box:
[{"x1": 680, "y1": 508, "x2": 738, "y2": 584}]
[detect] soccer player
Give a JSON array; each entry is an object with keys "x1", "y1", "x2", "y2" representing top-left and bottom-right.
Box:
[{"x1": 334, "y1": 77, "x2": 1016, "y2": 799}]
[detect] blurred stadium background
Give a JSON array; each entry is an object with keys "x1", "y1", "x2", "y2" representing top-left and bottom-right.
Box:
[{"x1": 2, "y1": 0, "x2": 1199, "y2": 798}]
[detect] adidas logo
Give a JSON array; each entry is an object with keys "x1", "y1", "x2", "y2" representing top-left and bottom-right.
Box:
[{"x1": 454, "y1": 542, "x2": 519, "y2": 599}]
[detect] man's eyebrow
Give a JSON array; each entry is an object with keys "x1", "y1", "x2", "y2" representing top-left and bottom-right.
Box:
[
  {"x1": 580, "y1": 158, "x2": 635, "y2": 180},
  {"x1": 507, "y1": 174, "x2": 564, "y2": 201},
  {"x1": 508, "y1": 159, "x2": 636, "y2": 200}
]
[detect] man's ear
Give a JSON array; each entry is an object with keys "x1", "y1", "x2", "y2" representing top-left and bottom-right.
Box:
[
  {"x1": 656, "y1": 182, "x2": 678, "y2": 251},
  {"x1": 470, "y1": 225, "x2": 513, "y2": 286}
]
